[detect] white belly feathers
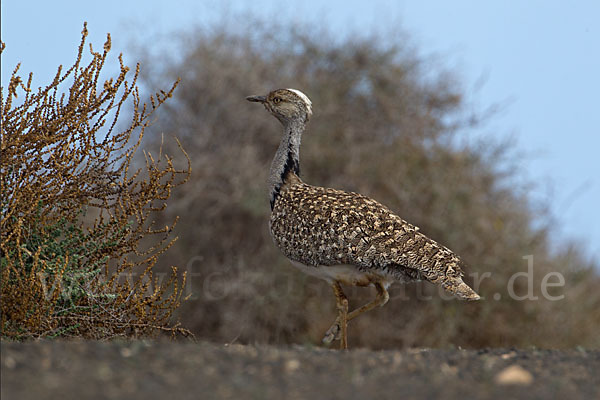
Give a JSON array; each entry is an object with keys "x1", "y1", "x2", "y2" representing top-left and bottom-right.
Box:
[{"x1": 289, "y1": 260, "x2": 394, "y2": 288}]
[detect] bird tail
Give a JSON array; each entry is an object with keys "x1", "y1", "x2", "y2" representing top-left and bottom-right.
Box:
[
  {"x1": 443, "y1": 277, "x2": 480, "y2": 300},
  {"x1": 400, "y1": 231, "x2": 481, "y2": 300}
]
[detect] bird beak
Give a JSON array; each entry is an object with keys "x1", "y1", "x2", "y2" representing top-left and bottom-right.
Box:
[{"x1": 246, "y1": 95, "x2": 266, "y2": 103}]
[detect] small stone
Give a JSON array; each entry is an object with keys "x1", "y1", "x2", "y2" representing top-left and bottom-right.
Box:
[
  {"x1": 120, "y1": 347, "x2": 132, "y2": 358},
  {"x1": 501, "y1": 351, "x2": 517, "y2": 360},
  {"x1": 440, "y1": 363, "x2": 458, "y2": 376},
  {"x1": 284, "y1": 359, "x2": 300, "y2": 373},
  {"x1": 4, "y1": 356, "x2": 16, "y2": 369},
  {"x1": 495, "y1": 365, "x2": 533, "y2": 385}
]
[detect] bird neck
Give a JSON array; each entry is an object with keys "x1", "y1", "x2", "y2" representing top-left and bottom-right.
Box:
[{"x1": 269, "y1": 119, "x2": 305, "y2": 210}]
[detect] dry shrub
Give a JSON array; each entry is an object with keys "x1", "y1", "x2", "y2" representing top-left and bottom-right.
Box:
[
  {"x1": 0, "y1": 24, "x2": 191, "y2": 339},
  {"x1": 137, "y1": 18, "x2": 600, "y2": 348}
]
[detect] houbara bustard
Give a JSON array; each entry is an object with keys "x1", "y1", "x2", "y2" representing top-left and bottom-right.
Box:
[{"x1": 247, "y1": 88, "x2": 480, "y2": 349}]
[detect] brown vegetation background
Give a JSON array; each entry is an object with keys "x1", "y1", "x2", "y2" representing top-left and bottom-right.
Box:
[{"x1": 132, "y1": 19, "x2": 600, "y2": 349}]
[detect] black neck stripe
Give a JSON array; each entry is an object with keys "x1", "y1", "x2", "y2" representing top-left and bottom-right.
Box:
[{"x1": 271, "y1": 148, "x2": 299, "y2": 210}]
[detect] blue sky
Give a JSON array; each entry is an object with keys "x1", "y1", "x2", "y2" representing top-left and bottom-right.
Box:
[{"x1": 2, "y1": 1, "x2": 599, "y2": 261}]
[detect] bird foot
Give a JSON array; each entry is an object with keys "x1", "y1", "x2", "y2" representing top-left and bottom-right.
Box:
[{"x1": 322, "y1": 318, "x2": 342, "y2": 344}]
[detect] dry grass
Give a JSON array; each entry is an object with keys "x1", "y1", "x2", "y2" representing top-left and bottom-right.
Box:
[{"x1": 1, "y1": 24, "x2": 191, "y2": 339}]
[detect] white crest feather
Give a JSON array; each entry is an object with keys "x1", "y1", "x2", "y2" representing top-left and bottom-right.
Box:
[{"x1": 286, "y1": 88, "x2": 312, "y2": 116}]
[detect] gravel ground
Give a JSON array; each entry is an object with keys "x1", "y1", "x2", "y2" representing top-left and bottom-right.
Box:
[{"x1": 1, "y1": 341, "x2": 598, "y2": 400}]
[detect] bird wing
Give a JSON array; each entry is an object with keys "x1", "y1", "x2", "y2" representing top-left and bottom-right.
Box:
[{"x1": 270, "y1": 182, "x2": 479, "y2": 300}]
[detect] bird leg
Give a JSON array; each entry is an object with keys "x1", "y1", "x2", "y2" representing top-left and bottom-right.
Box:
[
  {"x1": 323, "y1": 282, "x2": 349, "y2": 349},
  {"x1": 322, "y1": 282, "x2": 389, "y2": 346}
]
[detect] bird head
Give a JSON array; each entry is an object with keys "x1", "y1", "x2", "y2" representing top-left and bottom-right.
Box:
[{"x1": 246, "y1": 88, "x2": 312, "y2": 124}]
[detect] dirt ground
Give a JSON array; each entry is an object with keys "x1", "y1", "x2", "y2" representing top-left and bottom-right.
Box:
[{"x1": 1, "y1": 341, "x2": 598, "y2": 400}]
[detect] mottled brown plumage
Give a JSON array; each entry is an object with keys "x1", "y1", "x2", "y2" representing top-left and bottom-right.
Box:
[
  {"x1": 270, "y1": 174, "x2": 477, "y2": 297},
  {"x1": 247, "y1": 88, "x2": 479, "y2": 349}
]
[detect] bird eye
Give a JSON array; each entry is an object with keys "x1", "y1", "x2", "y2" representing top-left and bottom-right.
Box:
[{"x1": 273, "y1": 97, "x2": 282, "y2": 104}]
